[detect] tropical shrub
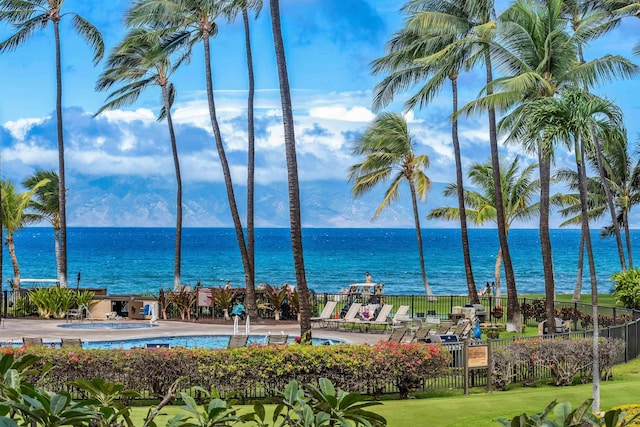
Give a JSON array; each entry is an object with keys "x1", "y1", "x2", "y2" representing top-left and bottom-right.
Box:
[
  {"x1": 18, "y1": 341, "x2": 449, "y2": 400},
  {"x1": 491, "y1": 338, "x2": 623, "y2": 389},
  {"x1": 496, "y1": 399, "x2": 640, "y2": 427},
  {"x1": 610, "y1": 404, "x2": 640, "y2": 426},
  {"x1": 612, "y1": 269, "x2": 640, "y2": 309},
  {"x1": 264, "y1": 284, "x2": 288, "y2": 321},
  {"x1": 28, "y1": 287, "x2": 76, "y2": 318},
  {"x1": 210, "y1": 286, "x2": 237, "y2": 320},
  {"x1": 167, "y1": 288, "x2": 196, "y2": 320}
]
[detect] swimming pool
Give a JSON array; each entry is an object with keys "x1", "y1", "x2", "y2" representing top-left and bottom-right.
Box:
[
  {"x1": 58, "y1": 322, "x2": 158, "y2": 330},
  {"x1": 78, "y1": 335, "x2": 341, "y2": 350}
]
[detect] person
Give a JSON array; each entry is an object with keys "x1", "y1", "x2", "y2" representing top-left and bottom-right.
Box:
[
  {"x1": 224, "y1": 281, "x2": 231, "y2": 290},
  {"x1": 360, "y1": 306, "x2": 371, "y2": 320},
  {"x1": 231, "y1": 303, "x2": 246, "y2": 319},
  {"x1": 365, "y1": 272, "x2": 373, "y2": 283}
]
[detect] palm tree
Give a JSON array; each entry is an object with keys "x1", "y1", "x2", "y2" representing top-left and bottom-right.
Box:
[
  {"x1": 467, "y1": 0, "x2": 637, "y2": 333},
  {"x1": 223, "y1": 0, "x2": 263, "y2": 317},
  {"x1": 407, "y1": 0, "x2": 521, "y2": 330},
  {"x1": 269, "y1": 0, "x2": 312, "y2": 341},
  {"x1": 95, "y1": 27, "x2": 188, "y2": 291},
  {"x1": 514, "y1": 87, "x2": 625, "y2": 412},
  {"x1": 0, "y1": 0, "x2": 104, "y2": 288},
  {"x1": 349, "y1": 112, "x2": 432, "y2": 295},
  {"x1": 428, "y1": 157, "x2": 540, "y2": 300},
  {"x1": 125, "y1": 0, "x2": 257, "y2": 317},
  {"x1": 371, "y1": 2, "x2": 479, "y2": 303},
  {"x1": 1, "y1": 179, "x2": 49, "y2": 289},
  {"x1": 22, "y1": 170, "x2": 61, "y2": 280}
]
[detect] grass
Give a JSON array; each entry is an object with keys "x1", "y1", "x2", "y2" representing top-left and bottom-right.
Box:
[
  {"x1": 522, "y1": 293, "x2": 619, "y2": 307},
  {"x1": 128, "y1": 358, "x2": 640, "y2": 426}
]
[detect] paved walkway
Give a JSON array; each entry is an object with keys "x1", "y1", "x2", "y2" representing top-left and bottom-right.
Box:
[{"x1": 0, "y1": 318, "x2": 388, "y2": 346}]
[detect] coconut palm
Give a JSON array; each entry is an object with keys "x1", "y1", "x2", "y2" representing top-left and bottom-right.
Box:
[
  {"x1": 0, "y1": 0, "x2": 104, "y2": 288},
  {"x1": 95, "y1": 27, "x2": 188, "y2": 291},
  {"x1": 270, "y1": 0, "x2": 312, "y2": 341},
  {"x1": 349, "y1": 112, "x2": 432, "y2": 295},
  {"x1": 371, "y1": 2, "x2": 479, "y2": 303},
  {"x1": 125, "y1": 0, "x2": 258, "y2": 318},
  {"x1": 223, "y1": 0, "x2": 263, "y2": 317},
  {"x1": 22, "y1": 170, "x2": 61, "y2": 281},
  {"x1": 1, "y1": 179, "x2": 49, "y2": 289},
  {"x1": 406, "y1": 0, "x2": 521, "y2": 330},
  {"x1": 512, "y1": 86, "x2": 625, "y2": 411},
  {"x1": 428, "y1": 156, "x2": 540, "y2": 300}
]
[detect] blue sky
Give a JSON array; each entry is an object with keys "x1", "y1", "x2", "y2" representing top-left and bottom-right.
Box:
[{"x1": 1, "y1": 0, "x2": 639, "y2": 228}]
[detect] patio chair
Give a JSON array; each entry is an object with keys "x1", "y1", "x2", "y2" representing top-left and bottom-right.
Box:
[
  {"x1": 22, "y1": 337, "x2": 43, "y2": 347},
  {"x1": 227, "y1": 335, "x2": 249, "y2": 349},
  {"x1": 311, "y1": 300, "x2": 338, "y2": 328},
  {"x1": 60, "y1": 338, "x2": 82, "y2": 348},
  {"x1": 411, "y1": 325, "x2": 434, "y2": 343},
  {"x1": 387, "y1": 328, "x2": 406, "y2": 343},
  {"x1": 365, "y1": 304, "x2": 394, "y2": 332},
  {"x1": 325, "y1": 303, "x2": 361, "y2": 330},
  {"x1": 345, "y1": 303, "x2": 384, "y2": 332},
  {"x1": 436, "y1": 320, "x2": 454, "y2": 334},
  {"x1": 267, "y1": 334, "x2": 289, "y2": 345},
  {"x1": 390, "y1": 305, "x2": 411, "y2": 329}
]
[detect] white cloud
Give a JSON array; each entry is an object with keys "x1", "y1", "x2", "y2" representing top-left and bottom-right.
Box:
[
  {"x1": 4, "y1": 117, "x2": 48, "y2": 140},
  {"x1": 309, "y1": 106, "x2": 375, "y2": 122},
  {"x1": 100, "y1": 108, "x2": 156, "y2": 124}
]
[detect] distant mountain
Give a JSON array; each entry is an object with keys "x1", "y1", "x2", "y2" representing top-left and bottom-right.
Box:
[{"x1": 66, "y1": 176, "x2": 455, "y2": 228}]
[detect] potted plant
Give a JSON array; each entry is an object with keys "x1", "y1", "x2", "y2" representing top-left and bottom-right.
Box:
[{"x1": 491, "y1": 306, "x2": 504, "y2": 320}]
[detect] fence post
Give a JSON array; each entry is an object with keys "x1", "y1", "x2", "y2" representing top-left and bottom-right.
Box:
[
  {"x1": 463, "y1": 340, "x2": 469, "y2": 395},
  {"x1": 486, "y1": 340, "x2": 492, "y2": 392},
  {"x1": 450, "y1": 295, "x2": 453, "y2": 314},
  {"x1": 613, "y1": 307, "x2": 617, "y2": 326},
  {"x1": 2, "y1": 291, "x2": 6, "y2": 318},
  {"x1": 411, "y1": 295, "x2": 415, "y2": 317}
]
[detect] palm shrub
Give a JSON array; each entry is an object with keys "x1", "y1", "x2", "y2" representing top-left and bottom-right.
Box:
[
  {"x1": 74, "y1": 290, "x2": 95, "y2": 310},
  {"x1": 154, "y1": 289, "x2": 169, "y2": 320},
  {"x1": 167, "y1": 288, "x2": 196, "y2": 320},
  {"x1": 611, "y1": 269, "x2": 640, "y2": 309},
  {"x1": 211, "y1": 287, "x2": 237, "y2": 320},
  {"x1": 264, "y1": 284, "x2": 288, "y2": 320},
  {"x1": 28, "y1": 287, "x2": 75, "y2": 318}
]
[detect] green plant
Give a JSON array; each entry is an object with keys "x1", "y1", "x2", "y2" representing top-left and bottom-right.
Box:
[
  {"x1": 495, "y1": 399, "x2": 640, "y2": 426},
  {"x1": 71, "y1": 377, "x2": 140, "y2": 427},
  {"x1": 74, "y1": 290, "x2": 95, "y2": 310},
  {"x1": 264, "y1": 284, "x2": 288, "y2": 321},
  {"x1": 272, "y1": 378, "x2": 386, "y2": 427},
  {"x1": 27, "y1": 287, "x2": 76, "y2": 318},
  {"x1": 611, "y1": 269, "x2": 640, "y2": 310},
  {"x1": 211, "y1": 287, "x2": 237, "y2": 320},
  {"x1": 167, "y1": 288, "x2": 196, "y2": 320}
]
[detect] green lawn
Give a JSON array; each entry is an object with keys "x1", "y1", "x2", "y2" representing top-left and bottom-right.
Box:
[
  {"x1": 129, "y1": 358, "x2": 640, "y2": 426},
  {"x1": 522, "y1": 293, "x2": 619, "y2": 307}
]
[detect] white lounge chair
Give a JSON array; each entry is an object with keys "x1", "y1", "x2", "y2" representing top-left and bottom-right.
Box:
[
  {"x1": 344, "y1": 303, "x2": 379, "y2": 331},
  {"x1": 325, "y1": 303, "x2": 361, "y2": 329},
  {"x1": 390, "y1": 305, "x2": 411, "y2": 329},
  {"x1": 311, "y1": 301, "x2": 338, "y2": 328},
  {"x1": 352, "y1": 304, "x2": 394, "y2": 332}
]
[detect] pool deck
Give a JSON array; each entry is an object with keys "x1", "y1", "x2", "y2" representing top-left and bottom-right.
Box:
[{"x1": 0, "y1": 318, "x2": 388, "y2": 345}]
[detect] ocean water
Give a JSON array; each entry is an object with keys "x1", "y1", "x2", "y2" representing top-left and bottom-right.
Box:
[{"x1": 2, "y1": 227, "x2": 635, "y2": 296}]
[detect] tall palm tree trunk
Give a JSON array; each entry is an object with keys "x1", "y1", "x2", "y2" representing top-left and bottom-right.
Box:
[
  {"x1": 572, "y1": 230, "x2": 585, "y2": 302},
  {"x1": 494, "y1": 247, "x2": 502, "y2": 301},
  {"x1": 451, "y1": 75, "x2": 477, "y2": 303},
  {"x1": 486, "y1": 52, "x2": 520, "y2": 332},
  {"x1": 576, "y1": 137, "x2": 600, "y2": 411},
  {"x1": 624, "y1": 212, "x2": 634, "y2": 269},
  {"x1": 7, "y1": 237, "x2": 20, "y2": 288},
  {"x1": 161, "y1": 83, "x2": 182, "y2": 290},
  {"x1": 409, "y1": 181, "x2": 431, "y2": 296},
  {"x1": 243, "y1": 8, "x2": 257, "y2": 318},
  {"x1": 54, "y1": 19, "x2": 68, "y2": 288},
  {"x1": 538, "y1": 149, "x2": 556, "y2": 331},
  {"x1": 201, "y1": 35, "x2": 254, "y2": 307},
  {"x1": 270, "y1": 0, "x2": 311, "y2": 341},
  {"x1": 577, "y1": 47, "x2": 627, "y2": 271}
]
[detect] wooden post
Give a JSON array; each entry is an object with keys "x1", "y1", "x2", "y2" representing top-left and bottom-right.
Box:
[
  {"x1": 463, "y1": 339, "x2": 469, "y2": 395},
  {"x1": 487, "y1": 339, "x2": 492, "y2": 392}
]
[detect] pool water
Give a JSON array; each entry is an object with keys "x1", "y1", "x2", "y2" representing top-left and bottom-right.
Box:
[{"x1": 81, "y1": 335, "x2": 341, "y2": 350}]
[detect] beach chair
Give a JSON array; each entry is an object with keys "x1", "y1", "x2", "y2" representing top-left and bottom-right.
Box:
[
  {"x1": 227, "y1": 335, "x2": 249, "y2": 349},
  {"x1": 326, "y1": 303, "x2": 361, "y2": 330},
  {"x1": 345, "y1": 303, "x2": 380, "y2": 332},
  {"x1": 436, "y1": 320, "x2": 454, "y2": 334},
  {"x1": 22, "y1": 337, "x2": 43, "y2": 347},
  {"x1": 411, "y1": 325, "x2": 433, "y2": 343},
  {"x1": 311, "y1": 301, "x2": 338, "y2": 328},
  {"x1": 365, "y1": 304, "x2": 394, "y2": 332},
  {"x1": 267, "y1": 334, "x2": 289, "y2": 345},
  {"x1": 390, "y1": 305, "x2": 411, "y2": 329},
  {"x1": 60, "y1": 338, "x2": 82, "y2": 348},
  {"x1": 387, "y1": 328, "x2": 406, "y2": 343}
]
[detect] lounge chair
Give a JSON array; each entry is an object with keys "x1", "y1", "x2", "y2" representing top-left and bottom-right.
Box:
[
  {"x1": 390, "y1": 305, "x2": 411, "y2": 329},
  {"x1": 60, "y1": 338, "x2": 82, "y2": 348},
  {"x1": 436, "y1": 320, "x2": 454, "y2": 334},
  {"x1": 325, "y1": 303, "x2": 361, "y2": 329},
  {"x1": 267, "y1": 334, "x2": 289, "y2": 345},
  {"x1": 411, "y1": 325, "x2": 433, "y2": 343},
  {"x1": 22, "y1": 337, "x2": 43, "y2": 347},
  {"x1": 363, "y1": 304, "x2": 394, "y2": 332},
  {"x1": 227, "y1": 335, "x2": 249, "y2": 349},
  {"x1": 311, "y1": 301, "x2": 338, "y2": 328},
  {"x1": 387, "y1": 328, "x2": 406, "y2": 343},
  {"x1": 344, "y1": 303, "x2": 384, "y2": 332}
]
